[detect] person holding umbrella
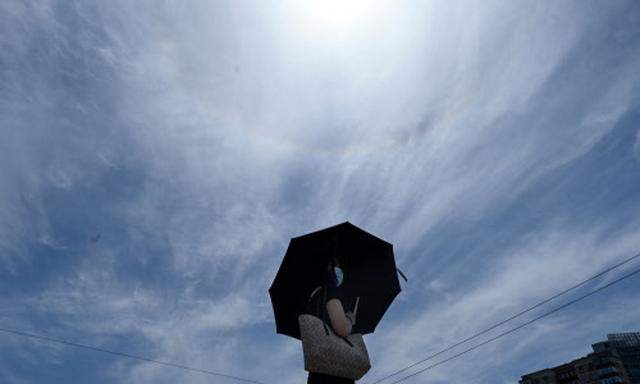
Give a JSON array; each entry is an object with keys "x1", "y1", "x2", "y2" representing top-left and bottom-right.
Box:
[
  {"x1": 305, "y1": 257, "x2": 359, "y2": 384},
  {"x1": 268, "y1": 222, "x2": 407, "y2": 383}
]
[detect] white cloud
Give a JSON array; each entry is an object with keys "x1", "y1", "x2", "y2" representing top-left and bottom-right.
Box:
[
  {"x1": 363, "y1": 218, "x2": 640, "y2": 383},
  {"x1": 3, "y1": 1, "x2": 640, "y2": 384}
]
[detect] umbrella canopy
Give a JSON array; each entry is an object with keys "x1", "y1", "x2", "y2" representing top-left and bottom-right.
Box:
[{"x1": 269, "y1": 221, "x2": 407, "y2": 340}]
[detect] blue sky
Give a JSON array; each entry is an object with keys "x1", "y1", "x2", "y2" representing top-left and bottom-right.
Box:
[{"x1": 1, "y1": 1, "x2": 640, "y2": 383}]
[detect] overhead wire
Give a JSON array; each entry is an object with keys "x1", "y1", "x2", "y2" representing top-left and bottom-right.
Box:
[
  {"x1": 367, "y1": 250, "x2": 640, "y2": 384},
  {"x1": 369, "y1": 262, "x2": 640, "y2": 384},
  {"x1": 2, "y1": 252, "x2": 638, "y2": 384},
  {"x1": 0, "y1": 327, "x2": 268, "y2": 384}
]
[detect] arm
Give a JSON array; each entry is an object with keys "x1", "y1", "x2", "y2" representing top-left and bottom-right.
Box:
[
  {"x1": 326, "y1": 298, "x2": 353, "y2": 338},
  {"x1": 322, "y1": 265, "x2": 354, "y2": 338}
]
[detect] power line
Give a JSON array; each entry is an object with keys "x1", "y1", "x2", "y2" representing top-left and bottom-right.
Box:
[
  {"x1": 0, "y1": 327, "x2": 268, "y2": 384},
  {"x1": 379, "y1": 264, "x2": 640, "y2": 384},
  {"x1": 367, "y1": 251, "x2": 640, "y2": 384},
  {"x1": 2, "y1": 255, "x2": 638, "y2": 384}
]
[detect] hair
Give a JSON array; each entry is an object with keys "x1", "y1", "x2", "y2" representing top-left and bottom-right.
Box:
[{"x1": 327, "y1": 257, "x2": 340, "y2": 270}]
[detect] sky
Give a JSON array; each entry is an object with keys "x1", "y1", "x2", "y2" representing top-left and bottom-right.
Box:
[{"x1": 1, "y1": 1, "x2": 640, "y2": 383}]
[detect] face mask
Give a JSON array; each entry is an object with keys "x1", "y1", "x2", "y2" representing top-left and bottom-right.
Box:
[{"x1": 334, "y1": 266, "x2": 344, "y2": 286}]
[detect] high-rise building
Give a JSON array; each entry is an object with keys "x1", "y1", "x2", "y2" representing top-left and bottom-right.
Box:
[
  {"x1": 519, "y1": 332, "x2": 640, "y2": 384},
  {"x1": 593, "y1": 333, "x2": 640, "y2": 384}
]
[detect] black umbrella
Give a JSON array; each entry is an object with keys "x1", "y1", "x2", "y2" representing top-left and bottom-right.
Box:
[{"x1": 268, "y1": 221, "x2": 407, "y2": 340}]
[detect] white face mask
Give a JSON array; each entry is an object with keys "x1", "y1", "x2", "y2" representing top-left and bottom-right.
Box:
[{"x1": 334, "y1": 266, "x2": 344, "y2": 286}]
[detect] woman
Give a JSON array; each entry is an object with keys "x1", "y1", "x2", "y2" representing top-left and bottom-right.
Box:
[{"x1": 306, "y1": 258, "x2": 358, "y2": 384}]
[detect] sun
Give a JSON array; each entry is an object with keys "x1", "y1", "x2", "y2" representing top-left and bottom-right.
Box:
[{"x1": 290, "y1": 0, "x2": 389, "y2": 41}]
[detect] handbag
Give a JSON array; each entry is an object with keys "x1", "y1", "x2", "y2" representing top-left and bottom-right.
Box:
[{"x1": 298, "y1": 285, "x2": 371, "y2": 380}]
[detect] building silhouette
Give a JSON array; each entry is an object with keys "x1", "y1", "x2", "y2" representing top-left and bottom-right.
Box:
[{"x1": 519, "y1": 332, "x2": 640, "y2": 384}]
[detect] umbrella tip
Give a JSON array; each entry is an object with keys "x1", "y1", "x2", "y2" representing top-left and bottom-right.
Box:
[{"x1": 397, "y1": 267, "x2": 408, "y2": 282}]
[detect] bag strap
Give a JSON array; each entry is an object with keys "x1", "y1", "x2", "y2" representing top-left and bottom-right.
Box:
[
  {"x1": 340, "y1": 335, "x2": 354, "y2": 347},
  {"x1": 305, "y1": 285, "x2": 331, "y2": 336},
  {"x1": 305, "y1": 286, "x2": 321, "y2": 315},
  {"x1": 320, "y1": 286, "x2": 330, "y2": 336},
  {"x1": 308, "y1": 286, "x2": 322, "y2": 303}
]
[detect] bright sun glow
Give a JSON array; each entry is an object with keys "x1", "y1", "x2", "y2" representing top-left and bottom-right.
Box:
[{"x1": 291, "y1": 0, "x2": 390, "y2": 41}]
